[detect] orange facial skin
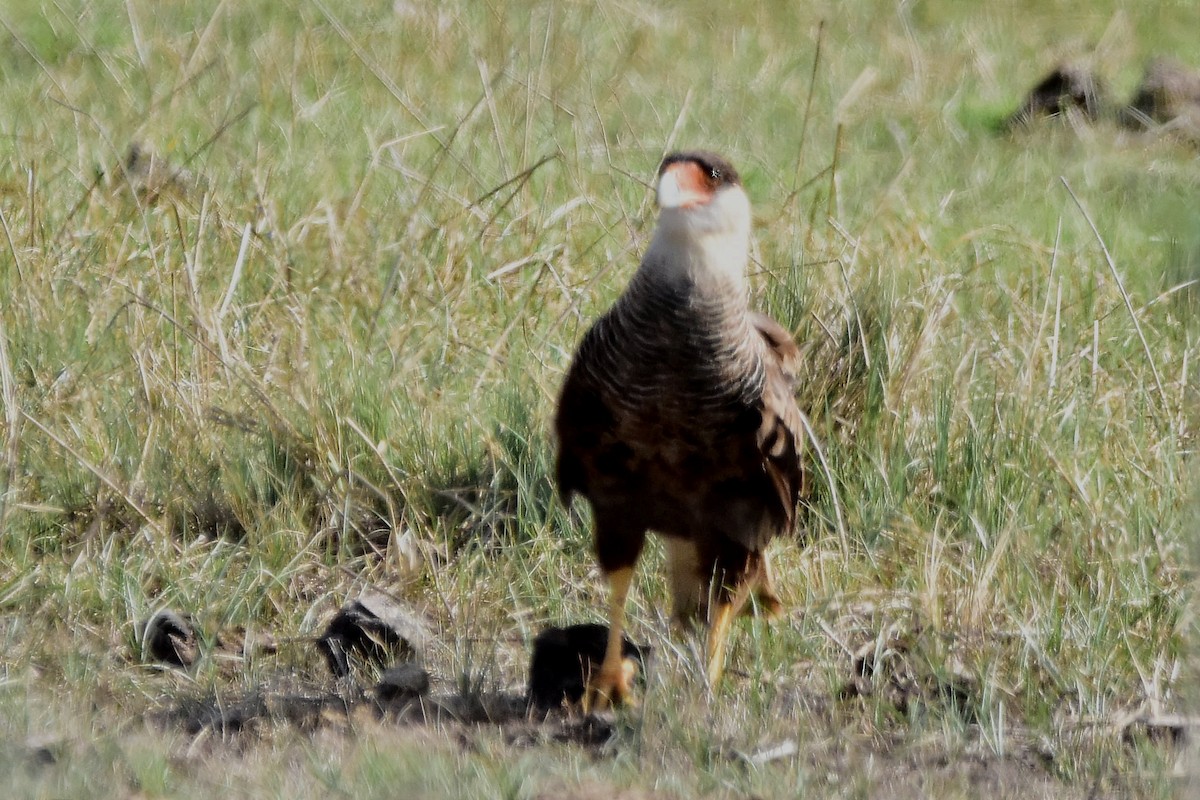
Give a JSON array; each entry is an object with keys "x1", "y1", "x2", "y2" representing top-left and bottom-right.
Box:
[{"x1": 658, "y1": 160, "x2": 716, "y2": 209}]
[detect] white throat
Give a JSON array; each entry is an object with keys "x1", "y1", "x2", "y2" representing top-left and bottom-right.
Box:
[{"x1": 641, "y1": 185, "x2": 752, "y2": 293}]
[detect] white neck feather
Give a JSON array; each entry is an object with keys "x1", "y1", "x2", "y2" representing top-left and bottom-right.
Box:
[{"x1": 640, "y1": 186, "x2": 752, "y2": 294}]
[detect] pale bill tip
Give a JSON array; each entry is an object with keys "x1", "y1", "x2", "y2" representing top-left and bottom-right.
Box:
[{"x1": 657, "y1": 171, "x2": 684, "y2": 209}]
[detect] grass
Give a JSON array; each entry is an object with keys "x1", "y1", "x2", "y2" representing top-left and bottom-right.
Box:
[{"x1": 1, "y1": 0, "x2": 1198, "y2": 797}]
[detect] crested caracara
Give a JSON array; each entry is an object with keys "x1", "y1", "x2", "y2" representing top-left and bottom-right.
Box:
[{"x1": 555, "y1": 150, "x2": 806, "y2": 709}]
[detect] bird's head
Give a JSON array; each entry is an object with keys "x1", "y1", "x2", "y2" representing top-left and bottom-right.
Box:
[
  {"x1": 646, "y1": 151, "x2": 751, "y2": 288},
  {"x1": 655, "y1": 151, "x2": 750, "y2": 237}
]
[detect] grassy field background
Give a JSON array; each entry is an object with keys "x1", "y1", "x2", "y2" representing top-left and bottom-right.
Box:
[{"x1": 1, "y1": 1, "x2": 1198, "y2": 797}]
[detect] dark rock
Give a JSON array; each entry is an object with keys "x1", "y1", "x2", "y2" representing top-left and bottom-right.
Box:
[
  {"x1": 376, "y1": 663, "x2": 431, "y2": 703},
  {"x1": 1006, "y1": 63, "x2": 1107, "y2": 128},
  {"x1": 526, "y1": 623, "x2": 647, "y2": 712},
  {"x1": 1121, "y1": 58, "x2": 1200, "y2": 130},
  {"x1": 142, "y1": 609, "x2": 198, "y2": 668},
  {"x1": 316, "y1": 591, "x2": 432, "y2": 678},
  {"x1": 23, "y1": 735, "x2": 64, "y2": 769}
]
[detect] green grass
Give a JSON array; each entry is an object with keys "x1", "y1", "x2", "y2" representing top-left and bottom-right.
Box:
[{"x1": 1, "y1": 1, "x2": 1198, "y2": 797}]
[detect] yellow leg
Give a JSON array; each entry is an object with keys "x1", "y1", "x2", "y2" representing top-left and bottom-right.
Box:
[
  {"x1": 707, "y1": 577, "x2": 756, "y2": 687},
  {"x1": 583, "y1": 566, "x2": 636, "y2": 712},
  {"x1": 748, "y1": 552, "x2": 784, "y2": 619},
  {"x1": 706, "y1": 600, "x2": 737, "y2": 687}
]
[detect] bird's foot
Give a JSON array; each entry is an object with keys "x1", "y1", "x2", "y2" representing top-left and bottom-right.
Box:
[{"x1": 582, "y1": 657, "x2": 639, "y2": 713}]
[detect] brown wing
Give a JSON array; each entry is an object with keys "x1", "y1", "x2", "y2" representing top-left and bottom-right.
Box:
[
  {"x1": 750, "y1": 312, "x2": 801, "y2": 380},
  {"x1": 554, "y1": 353, "x2": 611, "y2": 507},
  {"x1": 753, "y1": 314, "x2": 806, "y2": 534},
  {"x1": 673, "y1": 313, "x2": 807, "y2": 553}
]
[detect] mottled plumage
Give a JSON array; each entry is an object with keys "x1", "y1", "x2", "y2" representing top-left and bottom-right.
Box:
[{"x1": 555, "y1": 151, "x2": 806, "y2": 708}]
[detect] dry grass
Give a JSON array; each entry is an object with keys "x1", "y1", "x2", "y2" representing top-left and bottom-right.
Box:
[{"x1": 1, "y1": 1, "x2": 1199, "y2": 798}]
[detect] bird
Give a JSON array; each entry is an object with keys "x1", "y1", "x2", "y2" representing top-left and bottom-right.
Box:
[{"x1": 554, "y1": 150, "x2": 806, "y2": 710}]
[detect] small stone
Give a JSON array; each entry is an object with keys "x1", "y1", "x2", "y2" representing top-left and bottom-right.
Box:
[
  {"x1": 1006, "y1": 63, "x2": 1107, "y2": 128},
  {"x1": 526, "y1": 623, "x2": 646, "y2": 712},
  {"x1": 24, "y1": 734, "x2": 65, "y2": 768},
  {"x1": 376, "y1": 663, "x2": 431, "y2": 702},
  {"x1": 142, "y1": 609, "x2": 198, "y2": 668},
  {"x1": 316, "y1": 591, "x2": 433, "y2": 678},
  {"x1": 1121, "y1": 58, "x2": 1200, "y2": 131}
]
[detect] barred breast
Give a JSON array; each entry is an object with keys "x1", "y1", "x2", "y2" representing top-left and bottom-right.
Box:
[
  {"x1": 576, "y1": 269, "x2": 766, "y2": 417},
  {"x1": 556, "y1": 265, "x2": 802, "y2": 548}
]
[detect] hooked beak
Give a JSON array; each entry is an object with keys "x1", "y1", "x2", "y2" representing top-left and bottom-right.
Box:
[{"x1": 656, "y1": 161, "x2": 711, "y2": 210}]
